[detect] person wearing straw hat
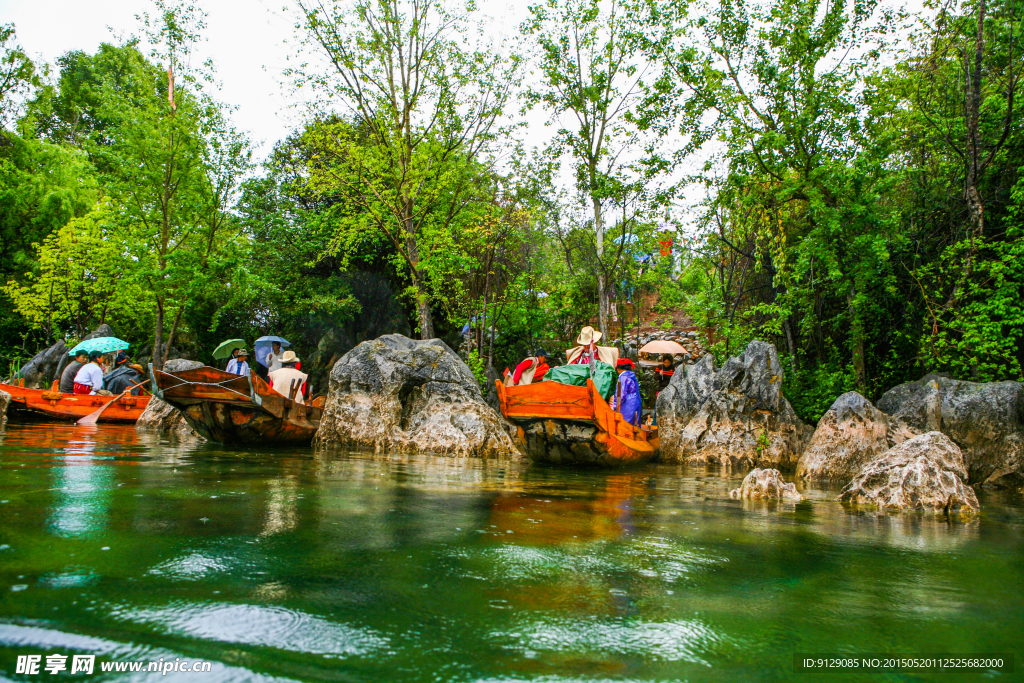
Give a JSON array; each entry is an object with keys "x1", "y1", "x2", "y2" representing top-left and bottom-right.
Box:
[
  {"x1": 565, "y1": 326, "x2": 619, "y2": 366},
  {"x1": 226, "y1": 348, "x2": 251, "y2": 376},
  {"x1": 505, "y1": 349, "x2": 550, "y2": 387},
  {"x1": 268, "y1": 350, "x2": 308, "y2": 404}
]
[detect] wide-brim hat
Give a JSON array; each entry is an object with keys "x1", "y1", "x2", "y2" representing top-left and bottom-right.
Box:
[
  {"x1": 575, "y1": 326, "x2": 603, "y2": 346},
  {"x1": 236, "y1": 348, "x2": 249, "y2": 357},
  {"x1": 280, "y1": 350, "x2": 300, "y2": 363}
]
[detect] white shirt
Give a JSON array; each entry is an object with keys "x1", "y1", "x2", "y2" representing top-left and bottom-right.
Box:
[
  {"x1": 269, "y1": 367, "x2": 308, "y2": 405},
  {"x1": 226, "y1": 359, "x2": 250, "y2": 376},
  {"x1": 265, "y1": 350, "x2": 284, "y2": 373},
  {"x1": 73, "y1": 363, "x2": 105, "y2": 393}
]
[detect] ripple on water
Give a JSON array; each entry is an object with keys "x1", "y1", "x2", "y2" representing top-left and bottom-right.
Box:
[{"x1": 116, "y1": 601, "x2": 389, "y2": 656}]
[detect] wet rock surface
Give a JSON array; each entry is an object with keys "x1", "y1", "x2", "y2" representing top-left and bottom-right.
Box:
[
  {"x1": 877, "y1": 374, "x2": 1024, "y2": 487},
  {"x1": 0, "y1": 389, "x2": 10, "y2": 420},
  {"x1": 314, "y1": 335, "x2": 518, "y2": 458},
  {"x1": 797, "y1": 392, "x2": 893, "y2": 481},
  {"x1": 656, "y1": 340, "x2": 809, "y2": 468},
  {"x1": 729, "y1": 468, "x2": 804, "y2": 501},
  {"x1": 839, "y1": 432, "x2": 979, "y2": 514},
  {"x1": 136, "y1": 359, "x2": 205, "y2": 440}
]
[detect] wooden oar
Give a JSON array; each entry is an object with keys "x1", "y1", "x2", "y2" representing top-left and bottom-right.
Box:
[{"x1": 76, "y1": 379, "x2": 150, "y2": 425}]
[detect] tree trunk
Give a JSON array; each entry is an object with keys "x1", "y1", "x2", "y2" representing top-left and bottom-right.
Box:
[
  {"x1": 593, "y1": 196, "x2": 609, "y2": 340},
  {"x1": 152, "y1": 297, "x2": 165, "y2": 372},
  {"x1": 965, "y1": 0, "x2": 987, "y2": 237},
  {"x1": 403, "y1": 218, "x2": 434, "y2": 340},
  {"x1": 162, "y1": 306, "x2": 184, "y2": 367},
  {"x1": 847, "y1": 292, "x2": 867, "y2": 392}
]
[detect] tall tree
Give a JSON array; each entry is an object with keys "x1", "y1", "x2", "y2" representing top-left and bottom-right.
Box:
[
  {"x1": 292, "y1": 0, "x2": 519, "y2": 339},
  {"x1": 522, "y1": 0, "x2": 674, "y2": 341}
]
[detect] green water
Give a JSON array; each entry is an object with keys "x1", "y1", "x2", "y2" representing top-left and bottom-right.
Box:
[{"x1": 0, "y1": 423, "x2": 1021, "y2": 682}]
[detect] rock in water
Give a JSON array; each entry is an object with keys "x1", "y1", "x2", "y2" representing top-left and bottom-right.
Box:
[
  {"x1": 876, "y1": 374, "x2": 1024, "y2": 487},
  {"x1": 797, "y1": 392, "x2": 892, "y2": 480},
  {"x1": 313, "y1": 335, "x2": 518, "y2": 458},
  {"x1": 0, "y1": 389, "x2": 10, "y2": 421},
  {"x1": 135, "y1": 359, "x2": 205, "y2": 440},
  {"x1": 656, "y1": 340, "x2": 808, "y2": 468},
  {"x1": 838, "y1": 432, "x2": 979, "y2": 514},
  {"x1": 729, "y1": 468, "x2": 804, "y2": 501}
]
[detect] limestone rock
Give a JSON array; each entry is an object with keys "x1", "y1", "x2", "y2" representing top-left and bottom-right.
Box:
[
  {"x1": 797, "y1": 392, "x2": 892, "y2": 480},
  {"x1": 656, "y1": 340, "x2": 809, "y2": 468},
  {"x1": 17, "y1": 324, "x2": 115, "y2": 389},
  {"x1": 839, "y1": 432, "x2": 979, "y2": 514},
  {"x1": 135, "y1": 359, "x2": 205, "y2": 440},
  {"x1": 876, "y1": 374, "x2": 1024, "y2": 487},
  {"x1": 313, "y1": 334, "x2": 518, "y2": 458},
  {"x1": 0, "y1": 389, "x2": 10, "y2": 421},
  {"x1": 729, "y1": 468, "x2": 804, "y2": 501}
]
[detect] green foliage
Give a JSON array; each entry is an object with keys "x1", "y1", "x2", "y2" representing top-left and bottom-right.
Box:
[{"x1": 466, "y1": 351, "x2": 488, "y2": 392}]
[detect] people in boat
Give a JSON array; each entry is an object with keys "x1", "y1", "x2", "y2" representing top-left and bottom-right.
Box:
[
  {"x1": 226, "y1": 348, "x2": 251, "y2": 376},
  {"x1": 73, "y1": 351, "x2": 110, "y2": 395},
  {"x1": 268, "y1": 350, "x2": 308, "y2": 404},
  {"x1": 611, "y1": 358, "x2": 642, "y2": 426},
  {"x1": 59, "y1": 350, "x2": 90, "y2": 393},
  {"x1": 103, "y1": 352, "x2": 145, "y2": 395},
  {"x1": 565, "y1": 326, "x2": 619, "y2": 366},
  {"x1": 655, "y1": 354, "x2": 675, "y2": 392},
  {"x1": 505, "y1": 349, "x2": 550, "y2": 386}
]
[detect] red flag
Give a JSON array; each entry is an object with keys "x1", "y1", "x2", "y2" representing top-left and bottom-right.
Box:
[{"x1": 167, "y1": 65, "x2": 176, "y2": 111}]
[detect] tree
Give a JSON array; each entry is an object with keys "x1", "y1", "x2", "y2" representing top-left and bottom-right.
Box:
[
  {"x1": 0, "y1": 24, "x2": 42, "y2": 130},
  {"x1": 521, "y1": 0, "x2": 675, "y2": 341},
  {"x1": 292, "y1": 0, "x2": 519, "y2": 339},
  {"x1": 4, "y1": 205, "x2": 151, "y2": 341}
]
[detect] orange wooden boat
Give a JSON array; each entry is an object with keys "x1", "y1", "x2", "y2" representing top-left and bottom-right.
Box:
[
  {"x1": 1, "y1": 379, "x2": 150, "y2": 423},
  {"x1": 495, "y1": 378, "x2": 658, "y2": 466},
  {"x1": 150, "y1": 365, "x2": 324, "y2": 445}
]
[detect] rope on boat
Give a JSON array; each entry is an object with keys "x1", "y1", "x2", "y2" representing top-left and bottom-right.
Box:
[{"x1": 159, "y1": 377, "x2": 252, "y2": 401}]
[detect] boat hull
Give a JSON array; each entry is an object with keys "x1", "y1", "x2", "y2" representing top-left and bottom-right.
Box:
[
  {"x1": 150, "y1": 366, "x2": 321, "y2": 445},
  {"x1": 495, "y1": 379, "x2": 658, "y2": 467},
  {"x1": 0, "y1": 382, "x2": 149, "y2": 423}
]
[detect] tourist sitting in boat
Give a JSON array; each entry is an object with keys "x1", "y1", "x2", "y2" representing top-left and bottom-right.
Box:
[
  {"x1": 565, "y1": 326, "x2": 619, "y2": 366},
  {"x1": 655, "y1": 354, "x2": 675, "y2": 392},
  {"x1": 59, "y1": 349, "x2": 90, "y2": 393},
  {"x1": 73, "y1": 351, "x2": 111, "y2": 395},
  {"x1": 610, "y1": 358, "x2": 641, "y2": 426},
  {"x1": 103, "y1": 352, "x2": 145, "y2": 395},
  {"x1": 268, "y1": 350, "x2": 308, "y2": 404},
  {"x1": 505, "y1": 349, "x2": 550, "y2": 386},
  {"x1": 226, "y1": 348, "x2": 251, "y2": 376}
]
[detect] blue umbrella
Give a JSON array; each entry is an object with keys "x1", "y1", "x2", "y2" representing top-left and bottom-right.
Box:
[
  {"x1": 613, "y1": 234, "x2": 640, "y2": 244},
  {"x1": 68, "y1": 337, "x2": 129, "y2": 356},
  {"x1": 254, "y1": 336, "x2": 290, "y2": 367}
]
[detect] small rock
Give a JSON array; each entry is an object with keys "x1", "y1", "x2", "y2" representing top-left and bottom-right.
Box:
[
  {"x1": 729, "y1": 468, "x2": 804, "y2": 501},
  {"x1": 797, "y1": 392, "x2": 892, "y2": 480}
]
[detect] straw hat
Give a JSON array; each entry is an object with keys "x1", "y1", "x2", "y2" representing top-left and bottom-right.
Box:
[
  {"x1": 575, "y1": 326, "x2": 602, "y2": 345},
  {"x1": 236, "y1": 348, "x2": 249, "y2": 357},
  {"x1": 280, "y1": 350, "x2": 300, "y2": 363}
]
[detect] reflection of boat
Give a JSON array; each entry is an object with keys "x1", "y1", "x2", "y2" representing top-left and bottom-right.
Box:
[
  {"x1": 1, "y1": 380, "x2": 150, "y2": 423},
  {"x1": 495, "y1": 378, "x2": 658, "y2": 466},
  {"x1": 150, "y1": 365, "x2": 324, "y2": 445}
]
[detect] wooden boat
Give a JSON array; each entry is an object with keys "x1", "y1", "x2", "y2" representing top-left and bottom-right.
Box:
[
  {"x1": 1, "y1": 379, "x2": 150, "y2": 423},
  {"x1": 150, "y1": 365, "x2": 324, "y2": 445},
  {"x1": 495, "y1": 378, "x2": 658, "y2": 466}
]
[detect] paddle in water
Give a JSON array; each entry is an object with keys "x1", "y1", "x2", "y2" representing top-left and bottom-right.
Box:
[{"x1": 76, "y1": 379, "x2": 150, "y2": 425}]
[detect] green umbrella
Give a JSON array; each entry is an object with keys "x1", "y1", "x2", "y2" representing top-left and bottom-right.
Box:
[
  {"x1": 68, "y1": 337, "x2": 130, "y2": 356},
  {"x1": 212, "y1": 339, "x2": 246, "y2": 360}
]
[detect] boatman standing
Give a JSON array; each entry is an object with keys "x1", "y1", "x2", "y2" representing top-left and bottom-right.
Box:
[
  {"x1": 265, "y1": 341, "x2": 285, "y2": 373},
  {"x1": 268, "y1": 350, "x2": 308, "y2": 404},
  {"x1": 565, "y1": 326, "x2": 619, "y2": 366}
]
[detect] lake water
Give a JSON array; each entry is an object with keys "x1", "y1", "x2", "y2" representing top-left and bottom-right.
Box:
[{"x1": 0, "y1": 422, "x2": 1021, "y2": 682}]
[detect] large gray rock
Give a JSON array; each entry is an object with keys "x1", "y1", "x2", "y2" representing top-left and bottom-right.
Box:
[
  {"x1": 17, "y1": 324, "x2": 115, "y2": 389},
  {"x1": 313, "y1": 335, "x2": 518, "y2": 458},
  {"x1": 797, "y1": 392, "x2": 893, "y2": 480},
  {"x1": 729, "y1": 468, "x2": 804, "y2": 501},
  {"x1": 656, "y1": 340, "x2": 809, "y2": 468},
  {"x1": 876, "y1": 374, "x2": 1024, "y2": 487},
  {"x1": 839, "y1": 432, "x2": 979, "y2": 514},
  {"x1": 135, "y1": 359, "x2": 205, "y2": 439}
]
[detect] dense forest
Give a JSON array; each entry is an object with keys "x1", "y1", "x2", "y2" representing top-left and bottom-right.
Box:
[{"x1": 0, "y1": 0, "x2": 1021, "y2": 421}]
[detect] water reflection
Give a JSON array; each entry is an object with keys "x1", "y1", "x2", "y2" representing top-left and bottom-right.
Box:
[{"x1": 0, "y1": 422, "x2": 1021, "y2": 683}]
